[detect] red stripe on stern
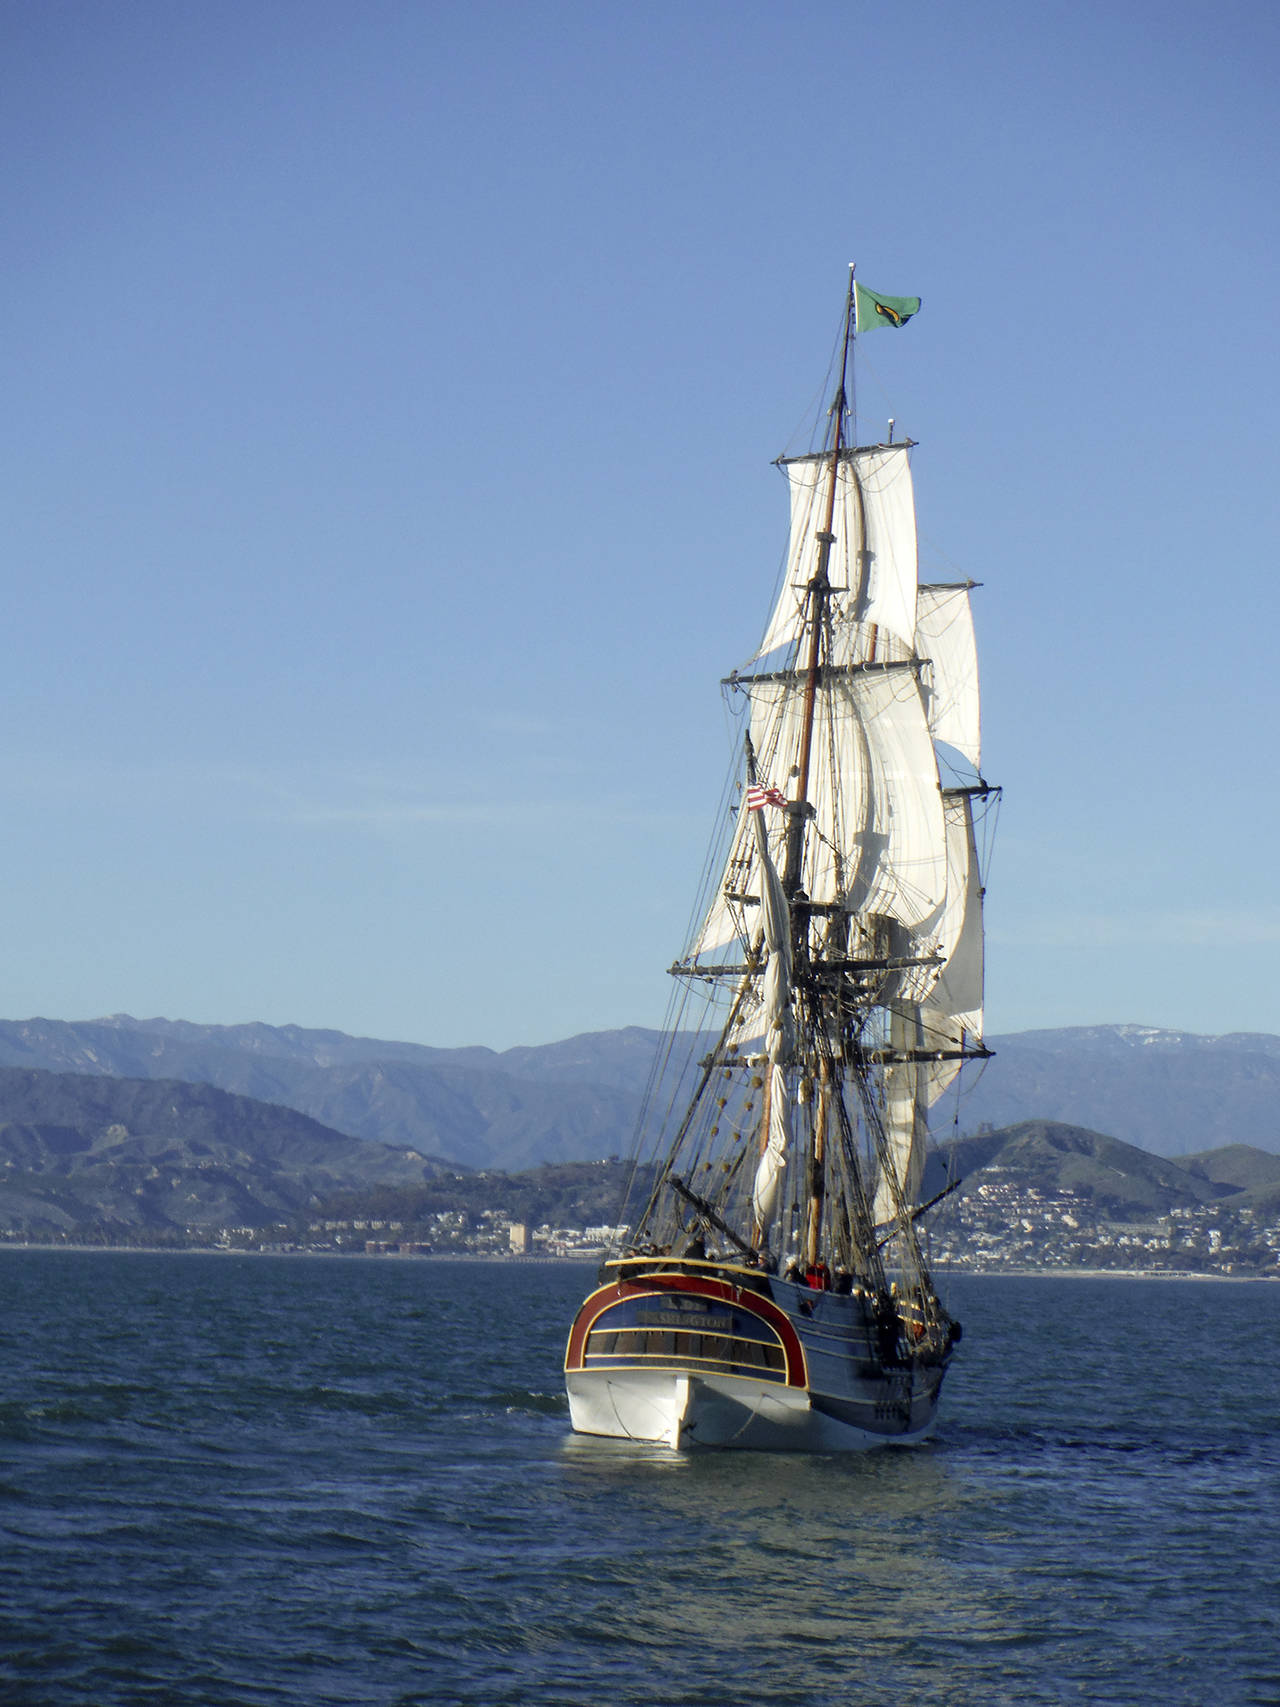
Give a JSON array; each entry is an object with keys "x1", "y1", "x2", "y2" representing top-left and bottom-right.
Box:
[{"x1": 564, "y1": 1274, "x2": 806, "y2": 1386}]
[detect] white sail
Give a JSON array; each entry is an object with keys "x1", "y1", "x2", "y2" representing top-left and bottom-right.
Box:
[
  {"x1": 755, "y1": 448, "x2": 918, "y2": 663},
  {"x1": 918, "y1": 1011, "x2": 976, "y2": 1107},
  {"x1": 932, "y1": 791, "x2": 984, "y2": 1024},
  {"x1": 916, "y1": 584, "x2": 981, "y2": 770},
  {"x1": 917, "y1": 791, "x2": 985, "y2": 1105},
  {"x1": 691, "y1": 665, "x2": 946, "y2": 961},
  {"x1": 874, "y1": 1005, "x2": 928, "y2": 1225}
]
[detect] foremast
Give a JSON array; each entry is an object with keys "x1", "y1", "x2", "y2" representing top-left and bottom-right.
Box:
[{"x1": 777, "y1": 269, "x2": 855, "y2": 1278}]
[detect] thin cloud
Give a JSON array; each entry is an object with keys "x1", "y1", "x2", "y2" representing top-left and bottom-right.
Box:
[
  {"x1": 992, "y1": 907, "x2": 1280, "y2": 951},
  {"x1": 0, "y1": 753, "x2": 699, "y2": 833}
]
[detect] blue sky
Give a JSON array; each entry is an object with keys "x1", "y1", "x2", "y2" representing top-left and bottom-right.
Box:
[{"x1": 3, "y1": 0, "x2": 1278, "y2": 1048}]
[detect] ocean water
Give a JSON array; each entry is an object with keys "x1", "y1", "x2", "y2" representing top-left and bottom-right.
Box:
[{"x1": 1, "y1": 1253, "x2": 1277, "y2": 1707}]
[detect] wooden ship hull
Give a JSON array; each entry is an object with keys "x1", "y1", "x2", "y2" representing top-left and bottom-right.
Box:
[{"x1": 565, "y1": 1258, "x2": 953, "y2": 1451}]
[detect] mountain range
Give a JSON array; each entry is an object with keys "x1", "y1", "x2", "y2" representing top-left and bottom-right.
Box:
[
  {"x1": 0, "y1": 1015, "x2": 649, "y2": 1170},
  {"x1": 2, "y1": 1014, "x2": 1280, "y2": 1173},
  {"x1": 5, "y1": 1059, "x2": 1279, "y2": 1243}
]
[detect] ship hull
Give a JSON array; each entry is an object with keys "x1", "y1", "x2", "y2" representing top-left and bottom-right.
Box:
[
  {"x1": 564, "y1": 1260, "x2": 951, "y2": 1453},
  {"x1": 565, "y1": 1366, "x2": 941, "y2": 1451}
]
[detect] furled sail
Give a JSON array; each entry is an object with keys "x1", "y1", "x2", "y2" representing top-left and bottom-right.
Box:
[
  {"x1": 749, "y1": 805, "x2": 792, "y2": 1232},
  {"x1": 755, "y1": 448, "x2": 919, "y2": 664}
]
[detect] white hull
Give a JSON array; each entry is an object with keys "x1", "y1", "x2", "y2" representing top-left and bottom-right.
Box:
[
  {"x1": 566, "y1": 1364, "x2": 939, "y2": 1452},
  {"x1": 563, "y1": 1261, "x2": 951, "y2": 1452}
]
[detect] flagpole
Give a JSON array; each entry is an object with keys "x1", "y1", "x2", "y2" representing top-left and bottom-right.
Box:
[{"x1": 848, "y1": 260, "x2": 857, "y2": 442}]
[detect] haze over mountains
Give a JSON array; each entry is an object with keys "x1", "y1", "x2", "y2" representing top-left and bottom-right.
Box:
[
  {"x1": 1, "y1": 1014, "x2": 1278, "y2": 1168},
  {"x1": 962, "y1": 1026, "x2": 1280, "y2": 1157},
  {"x1": 0, "y1": 1016, "x2": 646, "y2": 1171}
]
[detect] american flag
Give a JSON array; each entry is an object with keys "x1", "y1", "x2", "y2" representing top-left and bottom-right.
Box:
[{"x1": 746, "y1": 783, "x2": 788, "y2": 812}]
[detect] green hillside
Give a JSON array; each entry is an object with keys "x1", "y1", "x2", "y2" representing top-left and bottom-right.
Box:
[
  {"x1": 0, "y1": 1068, "x2": 449, "y2": 1240},
  {"x1": 938, "y1": 1121, "x2": 1223, "y2": 1214}
]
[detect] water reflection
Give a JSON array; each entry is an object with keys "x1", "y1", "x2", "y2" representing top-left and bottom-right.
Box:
[{"x1": 553, "y1": 1435, "x2": 1013, "y2": 1682}]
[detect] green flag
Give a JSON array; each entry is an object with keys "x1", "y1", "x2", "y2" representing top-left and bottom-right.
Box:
[{"x1": 854, "y1": 283, "x2": 921, "y2": 333}]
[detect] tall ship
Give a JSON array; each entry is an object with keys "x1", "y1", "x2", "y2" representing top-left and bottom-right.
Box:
[{"x1": 564, "y1": 273, "x2": 997, "y2": 1450}]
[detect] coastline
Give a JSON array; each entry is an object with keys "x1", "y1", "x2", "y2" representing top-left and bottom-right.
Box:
[{"x1": 0, "y1": 1243, "x2": 1274, "y2": 1279}]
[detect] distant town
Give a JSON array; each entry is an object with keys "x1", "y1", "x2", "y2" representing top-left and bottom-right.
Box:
[
  {"x1": 307, "y1": 1178, "x2": 1280, "y2": 1275},
  {"x1": 277, "y1": 1177, "x2": 1280, "y2": 1275},
  {"x1": 930, "y1": 1174, "x2": 1280, "y2": 1276},
  {"x1": 8, "y1": 1168, "x2": 1278, "y2": 1277}
]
